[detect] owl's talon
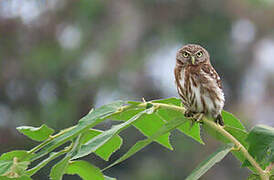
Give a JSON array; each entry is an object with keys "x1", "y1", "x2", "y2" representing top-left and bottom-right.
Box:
[
  {"x1": 194, "y1": 113, "x2": 204, "y2": 123},
  {"x1": 184, "y1": 110, "x2": 195, "y2": 117},
  {"x1": 215, "y1": 114, "x2": 224, "y2": 126}
]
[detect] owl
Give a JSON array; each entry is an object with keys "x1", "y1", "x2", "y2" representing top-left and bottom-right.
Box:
[{"x1": 174, "y1": 44, "x2": 225, "y2": 125}]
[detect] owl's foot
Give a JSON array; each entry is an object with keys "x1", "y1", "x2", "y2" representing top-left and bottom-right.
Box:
[
  {"x1": 194, "y1": 113, "x2": 204, "y2": 123},
  {"x1": 188, "y1": 113, "x2": 204, "y2": 130},
  {"x1": 184, "y1": 110, "x2": 195, "y2": 117},
  {"x1": 215, "y1": 114, "x2": 224, "y2": 126}
]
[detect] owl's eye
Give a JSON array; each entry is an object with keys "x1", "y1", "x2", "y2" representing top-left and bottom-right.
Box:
[
  {"x1": 182, "y1": 52, "x2": 189, "y2": 58},
  {"x1": 196, "y1": 51, "x2": 203, "y2": 58}
]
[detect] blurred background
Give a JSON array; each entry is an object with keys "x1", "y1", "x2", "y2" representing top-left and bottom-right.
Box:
[{"x1": 0, "y1": 0, "x2": 274, "y2": 179}]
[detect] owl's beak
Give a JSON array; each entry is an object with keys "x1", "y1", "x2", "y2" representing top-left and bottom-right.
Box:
[{"x1": 191, "y1": 56, "x2": 195, "y2": 65}]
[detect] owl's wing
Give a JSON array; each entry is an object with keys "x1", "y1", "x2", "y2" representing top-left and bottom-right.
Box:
[{"x1": 201, "y1": 64, "x2": 223, "y2": 89}]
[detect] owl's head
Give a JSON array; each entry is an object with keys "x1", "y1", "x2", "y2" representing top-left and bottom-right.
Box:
[{"x1": 176, "y1": 44, "x2": 210, "y2": 66}]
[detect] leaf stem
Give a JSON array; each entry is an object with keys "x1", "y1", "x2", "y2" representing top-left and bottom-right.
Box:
[
  {"x1": 138, "y1": 102, "x2": 269, "y2": 180},
  {"x1": 27, "y1": 126, "x2": 77, "y2": 156}
]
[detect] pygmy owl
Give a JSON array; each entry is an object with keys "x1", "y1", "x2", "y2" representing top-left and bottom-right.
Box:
[{"x1": 174, "y1": 44, "x2": 225, "y2": 125}]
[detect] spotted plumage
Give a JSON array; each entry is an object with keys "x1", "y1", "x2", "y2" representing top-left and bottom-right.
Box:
[{"x1": 174, "y1": 44, "x2": 225, "y2": 125}]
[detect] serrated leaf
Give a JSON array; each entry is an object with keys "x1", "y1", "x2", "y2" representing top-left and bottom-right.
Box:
[
  {"x1": 72, "y1": 109, "x2": 149, "y2": 160},
  {"x1": 157, "y1": 108, "x2": 204, "y2": 144},
  {"x1": 112, "y1": 98, "x2": 203, "y2": 146},
  {"x1": 153, "y1": 98, "x2": 204, "y2": 144},
  {"x1": 16, "y1": 124, "x2": 54, "y2": 142},
  {"x1": 80, "y1": 129, "x2": 123, "y2": 161},
  {"x1": 177, "y1": 121, "x2": 204, "y2": 145},
  {"x1": 111, "y1": 107, "x2": 174, "y2": 150},
  {"x1": 243, "y1": 125, "x2": 274, "y2": 169},
  {"x1": 104, "y1": 139, "x2": 150, "y2": 171},
  {"x1": 65, "y1": 161, "x2": 104, "y2": 180},
  {"x1": 133, "y1": 113, "x2": 173, "y2": 150},
  {"x1": 104, "y1": 116, "x2": 187, "y2": 170},
  {"x1": 185, "y1": 144, "x2": 233, "y2": 180},
  {"x1": 31, "y1": 101, "x2": 125, "y2": 161}
]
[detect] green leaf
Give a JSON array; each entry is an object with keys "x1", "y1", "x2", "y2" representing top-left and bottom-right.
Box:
[
  {"x1": 151, "y1": 98, "x2": 181, "y2": 106},
  {"x1": 246, "y1": 174, "x2": 274, "y2": 180},
  {"x1": 157, "y1": 107, "x2": 204, "y2": 144},
  {"x1": 104, "y1": 175, "x2": 116, "y2": 180},
  {"x1": 205, "y1": 124, "x2": 255, "y2": 171},
  {"x1": 80, "y1": 129, "x2": 123, "y2": 161},
  {"x1": 16, "y1": 124, "x2": 54, "y2": 142},
  {"x1": 133, "y1": 113, "x2": 173, "y2": 150},
  {"x1": 205, "y1": 111, "x2": 246, "y2": 143},
  {"x1": 0, "y1": 151, "x2": 31, "y2": 178},
  {"x1": 49, "y1": 156, "x2": 70, "y2": 180},
  {"x1": 110, "y1": 107, "x2": 173, "y2": 149},
  {"x1": 204, "y1": 121, "x2": 249, "y2": 164},
  {"x1": 127, "y1": 101, "x2": 142, "y2": 106},
  {"x1": 0, "y1": 161, "x2": 13, "y2": 176},
  {"x1": 50, "y1": 135, "x2": 82, "y2": 180},
  {"x1": 72, "y1": 109, "x2": 149, "y2": 160},
  {"x1": 110, "y1": 109, "x2": 143, "y2": 122},
  {"x1": 104, "y1": 139, "x2": 150, "y2": 171},
  {"x1": 224, "y1": 126, "x2": 251, "y2": 167},
  {"x1": 104, "y1": 116, "x2": 187, "y2": 170},
  {"x1": 247, "y1": 174, "x2": 260, "y2": 180},
  {"x1": 31, "y1": 101, "x2": 125, "y2": 161},
  {"x1": 65, "y1": 161, "x2": 104, "y2": 180},
  {"x1": 177, "y1": 121, "x2": 204, "y2": 145},
  {"x1": 243, "y1": 125, "x2": 274, "y2": 169},
  {"x1": 185, "y1": 144, "x2": 233, "y2": 180},
  {"x1": 26, "y1": 151, "x2": 67, "y2": 176},
  {"x1": 222, "y1": 111, "x2": 245, "y2": 131},
  {"x1": 0, "y1": 151, "x2": 32, "y2": 162},
  {"x1": 112, "y1": 98, "x2": 202, "y2": 146},
  {"x1": 0, "y1": 160, "x2": 29, "y2": 178},
  {"x1": 0, "y1": 176, "x2": 32, "y2": 180},
  {"x1": 154, "y1": 98, "x2": 204, "y2": 144}
]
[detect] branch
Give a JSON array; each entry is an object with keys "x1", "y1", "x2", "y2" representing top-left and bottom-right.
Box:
[{"x1": 136, "y1": 102, "x2": 269, "y2": 180}]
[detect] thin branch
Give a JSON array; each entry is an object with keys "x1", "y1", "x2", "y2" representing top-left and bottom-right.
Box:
[{"x1": 266, "y1": 163, "x2": 273, "y2": 172}]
